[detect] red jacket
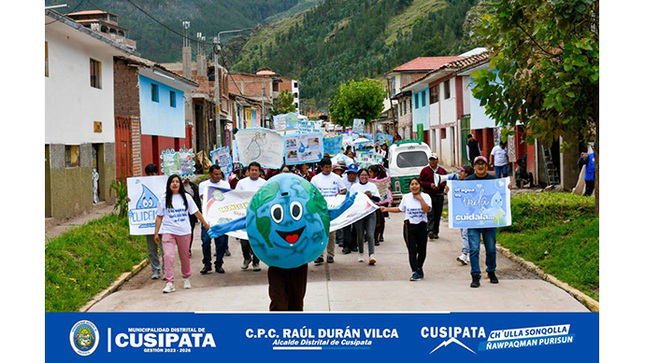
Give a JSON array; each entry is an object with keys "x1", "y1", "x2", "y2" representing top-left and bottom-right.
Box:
[{"x1": 419, "y1": 165, "x2": 447, "y2": 196}]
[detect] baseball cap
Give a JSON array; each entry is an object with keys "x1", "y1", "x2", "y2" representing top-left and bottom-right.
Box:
[
  {"x1": 460, "y1": 165, "x2": 475, "y2": 175},
  {"x1": 332, "y1": 164, "x2": 344, "y2": 172},
  {"x1": 473, "y1": 156, "x2": 488, "y2": 164},
  {"x1": 345, "y1": 163, "x2": 359, "y2": 174},
  {"x1": 429, "y1": 152, "x2": 438, "y2": 160}
]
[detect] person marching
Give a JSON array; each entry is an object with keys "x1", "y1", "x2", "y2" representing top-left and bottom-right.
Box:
[
  {"x1": 350, "y1": 168, "x2": 381, "y2": 265},
  {"x1": 198, "y1": 165, "x2": 230, "y2": 274},
  {"x1": 235, "y1": 161, "x2": 267, "y2": 271},
  {"x1": 154, "y1": 174, "x2": 210, "y2": 293},
  {"x1": 380, "y1": 178, "x2": 431, "y2": 281}
]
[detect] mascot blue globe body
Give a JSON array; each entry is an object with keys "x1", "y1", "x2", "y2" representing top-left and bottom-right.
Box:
[{"x1": 247, "y1": 173, "x2": 329, "y2": 268}]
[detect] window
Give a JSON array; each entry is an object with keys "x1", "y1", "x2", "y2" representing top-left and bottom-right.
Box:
[
  {"x1": 403, "y1": 99, "x2": 407, "y2": 114},
  {"x1": 421, "y1": 90, "x2": 426, "y2": 107},
  {"x1": 430, "y1": 85, "x2": 439, "y2": 104},
  {"x1": 396, "y1": 151, "x2": 429, "y2": 168},
  {"x1": 294, "y1": 92, "x2": 298, "y2": 99},
  {"x1": 90, "y1": 59, "x2": 101, "y2": 89},
  {"x1": 151, "y1": 83, "x2": 159, "y2": 102},
  {"x1": 65, "y1": 145, "x2": 80, "y2": 167},
  {"x1": 45, "y1": 42, "x2": 49, "y2": 77},
  {"x1": 169, "y1": 91, "x2": 176, "y2": 107},
  {"x1": 444, "y1": 80, "x2": 451, "y2": 99},
  {"x1": 293, "y1": 82, "x2": 298, "y2": 88},
  {"x1": 414, "y1": 93, "x2": 419, "y2": 109}
]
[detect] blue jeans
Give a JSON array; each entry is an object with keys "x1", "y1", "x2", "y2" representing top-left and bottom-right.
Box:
[
  {"x1": 468, "y1": 228, "x2": 497, "y2": 277},
  {"x1": 201, "y1": 225, "x2": 228, "y2": 268},
  {"x1": 494, "y1": 165, "x2": 508, "y2": 178}
]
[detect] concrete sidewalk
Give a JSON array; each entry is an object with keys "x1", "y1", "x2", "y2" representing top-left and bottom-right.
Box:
[{"x1": 87, "y1": 211, "x2": 591, "y2": 313}]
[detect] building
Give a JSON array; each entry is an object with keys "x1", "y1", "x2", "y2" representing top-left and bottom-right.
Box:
[
  {"x1": 113, "y1": 55, "x2": 198, "y2": 178},
  {"x1": 45, "y1": 9, "x2": 133, "y2": 219},
  {"x1": 66, "y1": 10, "x2": 137, "y2": 51}
]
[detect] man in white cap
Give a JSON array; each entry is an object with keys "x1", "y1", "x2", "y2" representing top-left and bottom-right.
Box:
[{"x1": 418, "y1": 152, "x2": 447, "y2": 239}]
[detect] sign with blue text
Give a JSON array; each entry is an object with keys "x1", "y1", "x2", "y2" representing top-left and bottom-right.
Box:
[
  {"x1": 46, "y1": 312, "x2": 598, "y2": 362},
  {"x1": 126, "y1": 175, "x2": 168, "y2": 235},
  {"x1": 447, "y1": 178, "x2": 512, "y2": 229}
]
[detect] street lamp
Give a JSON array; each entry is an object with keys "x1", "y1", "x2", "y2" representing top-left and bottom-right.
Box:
[{"x1": 213, "y1": 27, "x2": 255, "y2": 149}]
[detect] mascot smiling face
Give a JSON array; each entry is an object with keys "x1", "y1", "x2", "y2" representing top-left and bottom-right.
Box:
[{"x1": 246, "y1": 173, "x2": 330, "y2": 268}]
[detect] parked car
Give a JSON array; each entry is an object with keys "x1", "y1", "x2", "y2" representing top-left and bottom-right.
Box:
[{"x1": 388, "y1": 140, "x2": 432, "y2": 204}]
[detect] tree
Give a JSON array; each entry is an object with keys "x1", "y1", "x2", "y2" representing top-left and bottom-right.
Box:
[
  {"x1": 329, "y1": 79, "x2": 387, "y2": 127},
  {"x1": 271, "y1": 90, "x2": 297, "y2": 115},
  {"x1": 471, "y1": 0, "x2": 599, "y2": 213}
]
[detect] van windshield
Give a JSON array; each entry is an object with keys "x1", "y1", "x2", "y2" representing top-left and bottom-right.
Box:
[{"x1": 396, "y1": 151, "x2": 428, "y2": 168}]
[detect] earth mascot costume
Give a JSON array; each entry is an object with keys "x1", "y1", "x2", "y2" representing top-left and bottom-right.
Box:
[{"x1": 207, "y1": 173, "x2": 356, "y2": 310}]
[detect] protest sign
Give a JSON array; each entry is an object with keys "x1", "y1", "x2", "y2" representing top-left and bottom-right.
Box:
[
  {"x1": 353, "y1": 118, "x2": 365, "y2": 133},
  {"x1": 235, "y1": 128, "x2": 284, "y2": 169},
  {"x1": 326, "y1": 192, "x2": 379, "y2": 231},
  {"x1": 447, "y1": 177, "x2": 512, "y2": 228},
  {"x1": 160, "y1": 148, "x2": 195, "y2": 179},
  {"x1": 323, "y1": 134, "x2": 344, "y2": 156},
  {"x1": 355, "y1": 150, "x2": 384, "y2": 169},
  {"x1": 273, "y1": 112, "x2": 298, "y2": 131},
  {"x1": 126, "y1": 175, "x2": 167, "y2": 235},
  {"x1": 375, "y1": 132, "x2": 394, "y2": 146},
  {"x1": 369, "y1": 176, "x2": 393, "y2": 205},
  {"x1": 210, "y1": 146, "x2": 233, "y2": 177},
  {"x1": 284, "y1": 132, "x2": 324, "y2": 165},
  {"x1": 296, "y1": 120, "x2": 322, "y2": 133}
]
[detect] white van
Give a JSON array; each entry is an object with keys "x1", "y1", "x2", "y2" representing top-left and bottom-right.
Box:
[{"x1": 388, "y1": 140, "x2": 432, "y2": 204}]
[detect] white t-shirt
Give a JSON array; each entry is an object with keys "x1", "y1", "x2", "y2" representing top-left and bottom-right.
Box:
[
  {"x1": 350, "y1": 181, "x2": 380, "y2": 202},
  {"x1": 199, "y1": 179, "x2": 231, "y2": 198},
  {"x1": 311, "y1": 172, "x2": 345, "y2": 197},
  {"x1": 490, "y1": 145, "x2": 508, "y2": 166},
  {"x1": 157, "y1": 193, "x2": 199, "y2": 235},
  {"x1": 398, "y1": 192, "x2": 432, "y2": 224},
  {"x1": 235, "y1": 177, "x2": 266, "y2": 192}
]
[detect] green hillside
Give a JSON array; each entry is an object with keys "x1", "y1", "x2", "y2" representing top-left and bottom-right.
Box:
[
  {"x1": 44, "y1": 0, "x2": 305, "y2": 62},
  {"x1": 231, "y1": 0, "x2": 480, "y2": 111}
]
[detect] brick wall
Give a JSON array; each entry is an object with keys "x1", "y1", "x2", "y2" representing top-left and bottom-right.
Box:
[
  {"x1": 113, "y1": 58, "x2": 140, "y2": 118},
  {"x1": 131, "y1": 116, "x2": 142, "y2": 176}
]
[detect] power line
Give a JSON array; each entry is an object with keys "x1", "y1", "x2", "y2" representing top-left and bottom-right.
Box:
[{"x1": 45, "y1": 0, "x2": 88, "y2": 25}]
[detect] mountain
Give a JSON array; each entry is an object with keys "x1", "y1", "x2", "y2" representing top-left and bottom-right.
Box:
[
  {"x1": 44, "y1": 0, "x2": 307, "y2": 62},
  {"x1": 230, "y1": 0, "x2": 481, "y2": 112}
]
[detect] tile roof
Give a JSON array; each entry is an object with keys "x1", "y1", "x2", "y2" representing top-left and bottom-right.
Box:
[{"x1": 392, "y1": 56, "x2": 465, "y2": 72}]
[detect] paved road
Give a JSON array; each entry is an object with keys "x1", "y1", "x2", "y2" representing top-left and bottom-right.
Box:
[{"x1": 89, "y1": 211, "x2": 589, "y2": 312}]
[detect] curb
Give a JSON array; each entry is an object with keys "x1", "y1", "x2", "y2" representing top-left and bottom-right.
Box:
[
  {"x1": 497, "y1": 246, "x2": 599, "y2": 312},
  {"x1": 79, "y1": 259, "x2": 149, "y2": 312}
]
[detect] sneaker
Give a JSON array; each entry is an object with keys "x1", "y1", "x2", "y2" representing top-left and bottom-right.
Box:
[
  {"x1": 314, "y1": 257, "x2": 324, "y2": 265},
  {"x1": 351, "y1": 247, "x2": 358, "y2": 252},
  {"x1": 432, "y1": 234, "x2": 439, "y2": 239},
  {"x1": 252, "y1": 262, "x2": 261, "y2": 271},
  {"x1": 427, "y1": 232, "x2": 434, "y2": 240},
  {"x1": 225, "y1": 250, "x2": 231, "y2": 256},
  {"x1": 487, "y1": 271, "x2": 499, "y2": 284},
  {"x1": 215, "y1": 266, "x2": 225, "y2": 274},
  {"x1": 151, "y1": 272, "x2": 160, "y2": 279},
  {"x1": 200, "y1": 265, "x2": 212, "y2": 274},
  {"x1": 410, "y1": 272, "x2": 421, "y2": 281},
  {"x1": 368, "y1": 254, "x2": 376, "y2": 265},
  {"x1": 358, "y1": 253, "x2": 365, "y2": 263},
  {"x1": 183, "y1": 278, "x2": 191, "y2": 289},
  {"x1": 375, "y1": 241, "x2": 380, "y2": 246},
  {"x1": 241, "y1": 259, "x2": 251, "y2": 270},
  {"x1": 162, "y1": 282, "x2": 176, "y2": 293},
  {"x1": 342, "y1": 249, "x2": 351, "y2": 254},
  {"x1": 457, "y1": 253, "x2": 469, "y2": 266},
  {"x1": 417, "y1": 268, "x2": 424, "y2": 279},
  {"x1": 327, "y1": 256, "x2": 334, "y2": 264},
  {"x1": 470, "y1": 276, "x2": 481, "y2": 288}
]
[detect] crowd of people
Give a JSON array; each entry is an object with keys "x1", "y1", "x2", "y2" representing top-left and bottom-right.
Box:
[{"x1": 148, "y1": 139, "x2": 522, "y2": 295}]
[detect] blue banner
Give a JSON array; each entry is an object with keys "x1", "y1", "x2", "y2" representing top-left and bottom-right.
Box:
[
  {"x1": 447, "y1": 178, "x2": 512, "y2": 229},
  {"x1": 47, "y1": 312, "x2": 598, "y2": 362},
  {"x1": 323, "y1": 134, "x2": 344, "y2": 156}
]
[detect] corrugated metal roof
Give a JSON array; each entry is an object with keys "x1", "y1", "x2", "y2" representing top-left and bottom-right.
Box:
[{"x1": 392, "y1": 56, "x2": 465, "y2": 72}]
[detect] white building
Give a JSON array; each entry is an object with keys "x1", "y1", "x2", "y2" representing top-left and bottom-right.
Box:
[{"x1": 45, "y1": 9, "x2": 133, "y2": 219}]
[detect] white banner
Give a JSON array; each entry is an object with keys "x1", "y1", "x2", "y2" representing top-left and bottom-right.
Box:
[
  {"x1": 234, "y1": 128, "x2": 285, "y2": 169},
  {"x1": 204, "y1": 188, "x2": 378, "y2": 240},
  {"x1": 126, "y1": 175, "x2": 168, "y2": 235}
]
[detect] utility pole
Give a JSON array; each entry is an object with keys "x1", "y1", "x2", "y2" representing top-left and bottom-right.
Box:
[{"x1": 213, "y1": 27, "x2": 255, "y2": 149}]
